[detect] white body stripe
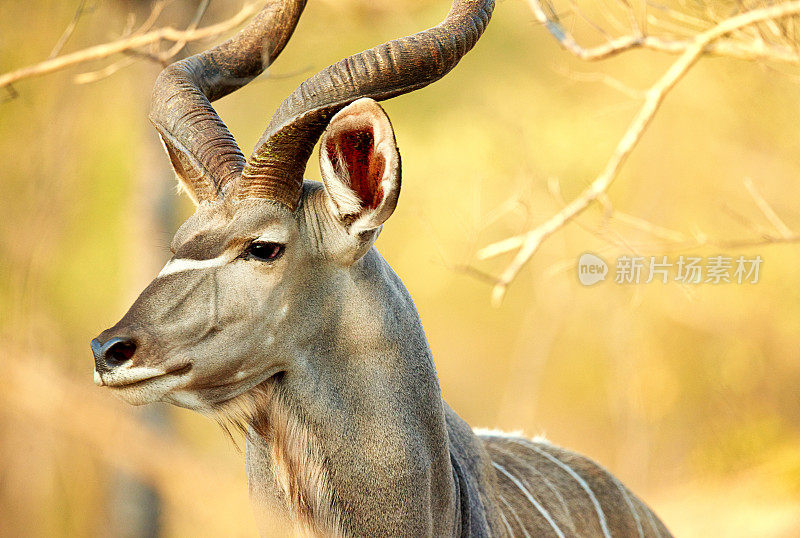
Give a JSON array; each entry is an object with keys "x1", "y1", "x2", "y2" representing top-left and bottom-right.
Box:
[
  {"x1": 643, "y1": 501, "x2": 663, "y2": 538},
  {"x1": 493, "y1": 443, "x2": 576, "y2": 533},
  {"x1": 498, "y1": 508, "x2": 514, "y2": 535},
  {"x1": 498, "y1": 493, "x2": 532, "y2": 538},
  {"x1": 611, "y1": 475, "x2": 644, "y2": 538},
  {"x1": 492, "y1": 461, "x2": 565, "y2": 538},
  {"x1": 158, "y1": 254, "x2": 233, "y2": 278},
  {"x1": 530, "y1": 444, "x2": 612, "y2": 538}
]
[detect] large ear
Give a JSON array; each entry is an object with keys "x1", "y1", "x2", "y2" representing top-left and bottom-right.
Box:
[{"x1": 319, "y1": 98, "x2": 401, "y2": 237}]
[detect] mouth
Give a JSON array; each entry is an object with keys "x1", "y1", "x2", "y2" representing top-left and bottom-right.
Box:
[{"x1": 100, "y1": 362, "x2": 193, "y2": 389}]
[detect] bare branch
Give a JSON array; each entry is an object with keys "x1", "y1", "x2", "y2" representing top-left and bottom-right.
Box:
[
  {"x1": 527, "y1": 0, "x2": 800, "y2": 63},
  {"x1": 482, "y1": 1, "x2": 800, "y2": 305},
  {"x1": 0, "y1": 2, "x2": 261, "y2": 91},
  {"x1": 69, "y1": 0, "x2": 211, "y2": 83}
]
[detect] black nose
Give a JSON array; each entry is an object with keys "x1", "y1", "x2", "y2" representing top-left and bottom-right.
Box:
[{"x1": 91, "y1": 336, "x2": 137, "y2": 373}]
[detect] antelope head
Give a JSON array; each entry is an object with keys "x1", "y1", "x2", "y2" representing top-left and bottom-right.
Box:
[{"x1": 91, "y1": 0, "x2": 493, "y2": 415}]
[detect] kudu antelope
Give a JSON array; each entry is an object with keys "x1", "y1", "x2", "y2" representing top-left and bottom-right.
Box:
[{"x1": 91, "y1": 1, "x2": 672, "y2": 536}]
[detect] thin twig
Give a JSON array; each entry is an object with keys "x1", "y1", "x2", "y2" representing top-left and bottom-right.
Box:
[
  {"x1": 528, "y1": 0, "x2": 800, "y2": 63},
  {"x1": 72, "y1": 0, "x2": 211, "y2": 82},
  {"x1": 131, "y1": 1, "x2": 169, "y2": 38},
  {"x1": 0, "y1": 2, "x2": 261, "y2": 90},
  {"x1": 609, "y1": 211, "x2": 689, "y2": 243},
  {"x1": 157, "y1": 0, "x2": 211, "y2": 62},
  {"x1": 555, "y1": 65, "x2": 646, "y2": 99},
  {"x1": 73, "y1": 57, "x2": 138, "y2": 84},
  {"x1": 49, "y1": 0, "x2": 92, "y2": 58},
  {"x1": 743, "y1": 177, "x2": 794, "y2": 238},
  {"x1": 654, "y1": 233, "x2": 800, "y2": 250}
]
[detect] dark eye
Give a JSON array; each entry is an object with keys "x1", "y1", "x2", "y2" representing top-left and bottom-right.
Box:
[{"x1": 245, "y1": 242, "x2": 285, "y2": 262}]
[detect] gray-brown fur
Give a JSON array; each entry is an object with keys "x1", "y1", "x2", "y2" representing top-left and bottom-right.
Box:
[
  {"x1": 480, "y1": 433, "x2": 672, "y2": 537},
  {"x1": 93, "y1": 178, "x2": 674, "y2": 536},
  {"x1": 91, "y1": 1, "x2": 673, "y2": 536}
]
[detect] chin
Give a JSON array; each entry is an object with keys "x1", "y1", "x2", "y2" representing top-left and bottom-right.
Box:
[{"x1": 106, "y1": 372, "x2": 187, "y2": 405}]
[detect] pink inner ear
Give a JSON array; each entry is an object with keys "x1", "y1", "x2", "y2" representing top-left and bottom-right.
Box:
[{"x1": 327, "y1": 127, "x2": 386, "y2": 210}]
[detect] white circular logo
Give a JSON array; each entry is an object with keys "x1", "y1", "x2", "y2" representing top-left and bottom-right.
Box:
[{"x1": 577, "y1": 253, "x2": 608, "y2": 286}]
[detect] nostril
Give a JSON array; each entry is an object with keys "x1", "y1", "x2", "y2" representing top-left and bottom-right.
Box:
[
  {"x1": 92, "y1": 336, "x2": 138, "y2": 373},
  {"x1": 105, "y1": 340, "x2": 136, "y2": 366},
  {"x1": 93, "y1": 336, "x2": 137, "y2": 370}
]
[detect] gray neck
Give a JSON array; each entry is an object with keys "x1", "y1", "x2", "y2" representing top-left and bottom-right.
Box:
[{"x1": 244, "y1": 248, "x2": 461, "y2": 536}]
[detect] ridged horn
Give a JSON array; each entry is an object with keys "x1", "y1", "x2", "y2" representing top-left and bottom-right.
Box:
[
  {"x1": 150, "y1": 1, "x2": 307, "y2": 202},
  {"x1": 236, "y1": 0, "x2": 495, "y2": 210}
]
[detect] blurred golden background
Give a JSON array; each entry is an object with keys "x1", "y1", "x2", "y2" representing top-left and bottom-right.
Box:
[{"x1": 1, "y1": 0, "x2": 799, "y2": 536}]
